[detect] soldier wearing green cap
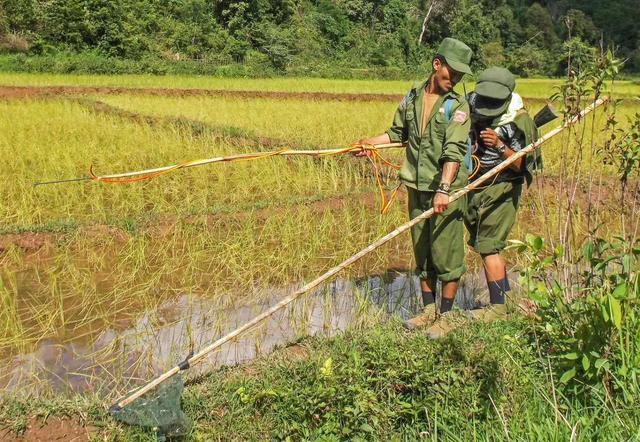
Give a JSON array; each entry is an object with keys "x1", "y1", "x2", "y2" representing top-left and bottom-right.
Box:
[
  {"x1": 465, "y1": 66, "x2": 538, "y2": 321},
  {"x1": 353, "y1": 37, "x2": 473, "y2": 333}
]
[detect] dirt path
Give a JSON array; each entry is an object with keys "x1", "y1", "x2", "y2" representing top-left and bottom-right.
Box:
[
  {"x1": 0, "y1": 417, "x2": 97, "y2": 442},
  {"x1": 0, "y1": 84, "x2": 560, "y2": 104},
  {"x1": 74, "y1": 97, "x2": 285, "y2": 146},
  {"x1": 0, "y1": 84, "x2": 404, "y2": 102}
]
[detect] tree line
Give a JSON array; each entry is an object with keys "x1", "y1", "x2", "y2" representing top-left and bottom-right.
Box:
[{"x1": 0, "y1": 0, "x2": 637, "y2": 77}]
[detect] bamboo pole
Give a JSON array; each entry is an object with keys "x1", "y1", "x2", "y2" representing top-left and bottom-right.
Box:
[
  {"x1": 111, "y1": 98, "x2": 606, "y2": 411},
  {"x1": 34, "y1": 143, "x2": 405, "y2": 186}
]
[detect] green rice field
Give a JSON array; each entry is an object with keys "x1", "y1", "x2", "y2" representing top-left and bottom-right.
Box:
[{"x1": 0, "y1": 73, "x2": 638, "y2": 439}]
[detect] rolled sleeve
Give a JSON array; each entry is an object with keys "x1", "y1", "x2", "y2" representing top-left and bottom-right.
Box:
[
  {"x1": 386, "y1": 105, "x2": 407, "y2": 143},
  {"x1": 440, "y1": 101, "x2": 471, "y2": 164}
]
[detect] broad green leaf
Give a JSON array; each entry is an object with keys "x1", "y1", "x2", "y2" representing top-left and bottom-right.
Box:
[
  {"x1": 563, "y1": 352, "x2": 579, "y2": 360},
  {"x1": 601, "y1": 303, "x2": 610, "y2": 322},
  {"x1": 506, "y1": 239, "x2": 526, "y2": 252},
  {"x1": 533, "y1": 236, "x2": 544, "y2": 252},
  {"x1": 360, "y1": 423, "x2": 375, "y2": 433},
  {"x1": 542, "y1": 256, "x2": 554, "y2": 266},
  {"x1": 609, "y1": 295, "x2": 622, "y2": 329},
  {"x1": 612, "y1": 283, "x2": 627, "y2": 299},
  {"x1": 582, "y1": 354, "x2": 590, "y2": 371},
  {"x1": 554, "y1": 245, "x2": 564, "y2": 258},
  {"x1": 595, "y1": 359, "x2": 607, "y2": 369},
  {"x1": 559, "y1": 367, "x2": 576, "y2": 384}
]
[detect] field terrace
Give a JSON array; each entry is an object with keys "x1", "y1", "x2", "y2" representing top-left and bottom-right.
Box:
[{"x1": 0, "y1": 75, "x2": 637, "y2": 399}]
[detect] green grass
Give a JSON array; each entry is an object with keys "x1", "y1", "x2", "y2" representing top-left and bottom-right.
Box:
[{"x1": 2, "y1": 320, "x2": 639, "y2": 440}]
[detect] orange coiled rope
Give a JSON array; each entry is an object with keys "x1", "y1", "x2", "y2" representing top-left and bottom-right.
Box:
[
  {"x1": 353, "y1": 143, "x2": 402, "y2": 214},
  {"x1": 86, "y1": 143, "x2": 479, "y2": 214},
  {"x1": 88, "y1": 144, "x2": 405, "y2": 214}
]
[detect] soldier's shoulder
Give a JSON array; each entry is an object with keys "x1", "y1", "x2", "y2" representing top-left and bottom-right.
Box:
[
  {"x1": 445, "y1": 91, "x2": 467, "y2": 106},
  {"x1": 516, "y1": 108, "x2": 533, "y2": 117},
  {"x1": 410, "y1": 79, "x2": 427, "y2": 91},
  {"x1": 514, "y1": 109, "x2": 536, "y2": 125},
  {"x1": 399, "y1": 81, "x2": 424, "y2": 110}
]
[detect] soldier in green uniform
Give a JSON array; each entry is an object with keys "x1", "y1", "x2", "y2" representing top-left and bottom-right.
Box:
[
  {"x1": 354, "y1": 38, "x2": 473, "y2": 333},
  {"x1": 464, "y1": 67, "x2": 538, "y2": 321}
]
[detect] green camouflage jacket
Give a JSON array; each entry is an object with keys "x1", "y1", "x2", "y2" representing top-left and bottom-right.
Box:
[{"x1": 386, "y1": 79, "x2": 471, "y2": 191}]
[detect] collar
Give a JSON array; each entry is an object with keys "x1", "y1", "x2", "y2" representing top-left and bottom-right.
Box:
[{"x1": 412, "y1": 77, "x2": 459, "y2": 100}]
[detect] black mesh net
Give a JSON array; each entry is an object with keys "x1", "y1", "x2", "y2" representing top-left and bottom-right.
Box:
[{"x1": 110, "y1": 375, "x2": 192, "y2": 441}]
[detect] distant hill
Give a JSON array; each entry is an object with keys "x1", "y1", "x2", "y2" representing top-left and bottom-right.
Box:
[{"x1": 0, "y1": 0, "x2": 637, "y2": 76}]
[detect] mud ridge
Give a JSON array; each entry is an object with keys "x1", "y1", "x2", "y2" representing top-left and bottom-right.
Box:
[
  {"x1": 0, "y1": 191, "x2": 388, "y2": 253},
  {"x1": 0, "y1": 84, "x2": 404, "y2": 102},
  {"x1": 1, "y1": 174, "x2": 631, "y2": 254},
  {"x1": 73, "y1": 97, "x2": 284, "y2": 147},
  {"x1": 0, "y1": 85, "x2": 631, "y2": 105}
]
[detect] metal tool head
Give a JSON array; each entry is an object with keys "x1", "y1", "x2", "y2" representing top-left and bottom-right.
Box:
[{"x1": 534, "y1": 103, "x2": 559, "y2": 128}]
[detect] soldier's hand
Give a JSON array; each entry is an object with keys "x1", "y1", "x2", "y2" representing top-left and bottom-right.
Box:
[
  {"x1": 433, "y1": 192, "x2": 450, "y2": 214},
  {"x1": 479, "y1": 128, "x2": 501, "y2": 148},
  {"x1": 351, "y1": 139, "x2": 374, "y2": 157}
]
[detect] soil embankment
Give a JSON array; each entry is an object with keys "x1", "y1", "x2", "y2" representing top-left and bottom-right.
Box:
[{"x1": 0, "y1": 84, "x2": 404, "y2": 102}]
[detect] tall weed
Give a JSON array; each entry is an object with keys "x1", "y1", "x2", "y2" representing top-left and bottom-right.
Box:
[{"x1": 514, "y1": 49, "x2": 640, "y2": 406}]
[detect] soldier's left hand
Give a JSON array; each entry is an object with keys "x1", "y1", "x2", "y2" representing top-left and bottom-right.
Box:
[
  {"x1": 351, "y1": 139, "x2": 373, "y2": 157},
  {"x1": 479, "y1": 128, "x2": 501, "y2": 148},
  {"x1": 433, "y1": 192, "x2": 450, "y2": 214}
]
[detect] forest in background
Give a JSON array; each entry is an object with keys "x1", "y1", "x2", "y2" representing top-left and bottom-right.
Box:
[{"x1": 0, "y1": 0, "x2": 638, "y2": 78}]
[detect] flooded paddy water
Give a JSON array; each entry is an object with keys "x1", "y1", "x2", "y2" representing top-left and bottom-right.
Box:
[{"x1": 0, "y1": 268, "x2": 497, "y2": 398}]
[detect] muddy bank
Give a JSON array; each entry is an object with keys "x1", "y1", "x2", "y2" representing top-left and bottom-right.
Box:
[
  {"x1": 0, "y1": 191, "x2": 386, "y2": 253},
  {"x1": 0, "y1": 84, "x2": 558, "y2": 104},
  {"x1": 0, "y1": 417, "x2": 97, "y2": 442},
  {"x1": 0, "y1": 84, "x2": 404, "y2": 102},
  {"x1": 73, "y1": 97, "x2": 285, "y2": 146}
]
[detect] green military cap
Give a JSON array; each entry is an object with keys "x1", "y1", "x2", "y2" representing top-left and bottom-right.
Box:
[
  {"x1": 436, "y1": 37, "x2": 473, "y2": 75},
  {"x1": 473, "y1": 66, "x2": 516, "y2": 117}
]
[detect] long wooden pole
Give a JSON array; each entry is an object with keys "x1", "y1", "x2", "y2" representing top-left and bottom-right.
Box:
[
  {"x1": 34, "y1": 143, "x2": 405, "y2": 186},
  {"x1": 111, "y1": 98, "x2": 606, "y2": 411}
]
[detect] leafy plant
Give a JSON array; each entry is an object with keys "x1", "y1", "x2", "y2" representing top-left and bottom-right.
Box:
[{"x1": 511, "y1": 234, "x2": 640, "y2": 405}]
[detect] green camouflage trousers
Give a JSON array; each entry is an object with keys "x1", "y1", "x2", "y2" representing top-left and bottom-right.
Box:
[
  {"x1": 408, "y1": 187, "x2": 466, "y2": 282},
  {"x1": 465, "y1": 181, "x2": 523, "y2": 255}
]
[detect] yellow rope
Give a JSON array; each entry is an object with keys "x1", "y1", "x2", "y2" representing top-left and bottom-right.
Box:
[
  {"x1": 90, "y1": 144, "x2": 404, "y2": 214},
  {"x1": 90, "y1": 149, "x2": 289, "y2": 184},
  {"x1": 89, "y1": 143, "x2": 481, "y2": 214}
]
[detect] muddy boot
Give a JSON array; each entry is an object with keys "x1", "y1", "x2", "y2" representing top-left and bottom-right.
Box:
[
  {"x1": 470, "y1": 304, "x2": 507, "y2": 322},
  {"x1": 425, "y1": 310, "x2": 469, "y2": 339},
  {"x1": 403, "y1": 303, "x2": 437, "y2": 330}
]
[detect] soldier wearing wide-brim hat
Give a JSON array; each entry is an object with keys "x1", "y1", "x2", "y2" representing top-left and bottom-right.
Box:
[
  {"x1": 353, "y1": 37, "x2": 473, "y2": 337},
  {"x1": 465, "y1": 66, "x2": 538, "y2": 322}
]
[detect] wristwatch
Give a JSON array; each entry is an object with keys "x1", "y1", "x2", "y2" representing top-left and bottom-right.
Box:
[
  {"x1": 437, "y1": 182, "x2": 451, "y2": 194},
  {"x1": 496, "y1": 141, "x2": 507, "y2": 155}
]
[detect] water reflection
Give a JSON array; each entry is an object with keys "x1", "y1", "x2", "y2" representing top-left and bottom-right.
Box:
[{"x1": 1, "y1": 270, "x2": 492, "y2": 398}]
